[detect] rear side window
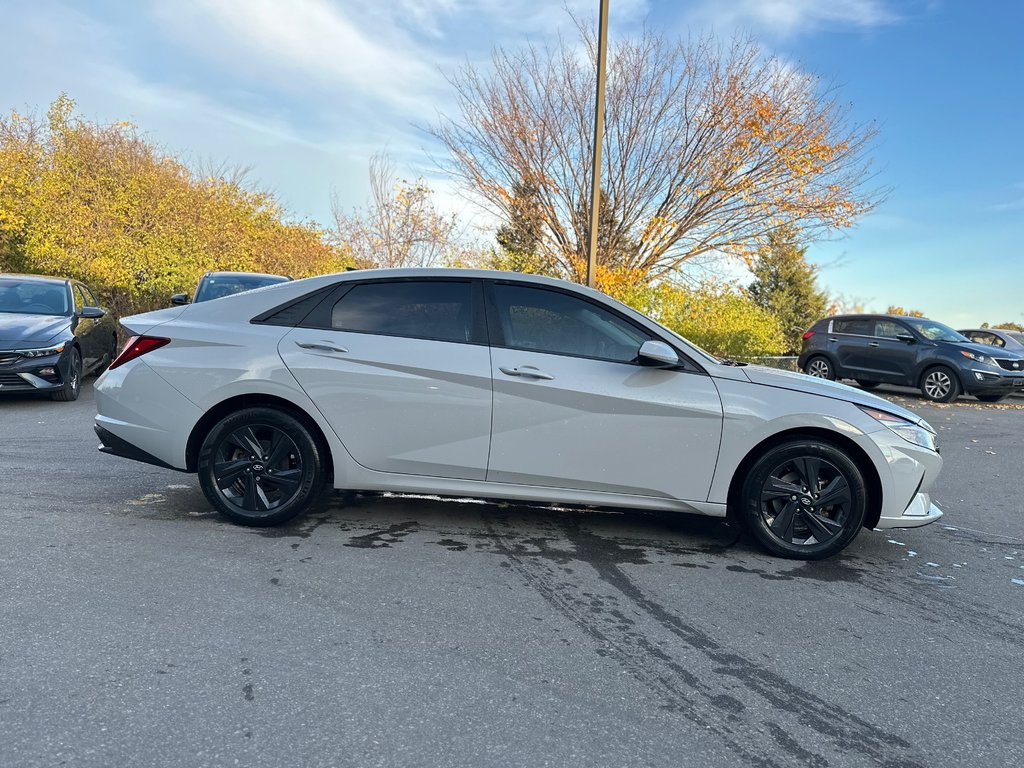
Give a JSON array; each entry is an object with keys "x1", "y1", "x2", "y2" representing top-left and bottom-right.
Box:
[
  {"x1": 833, "y1": 318, "x2": 872, "y2": 336},
  {"x1": 330, "y1": 281, "x2": 476, "y2": 343}
]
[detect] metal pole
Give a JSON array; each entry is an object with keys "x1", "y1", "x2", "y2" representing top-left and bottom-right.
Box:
[{"x1": 586, "y1": 0, "x2": 609, "y2": 288}]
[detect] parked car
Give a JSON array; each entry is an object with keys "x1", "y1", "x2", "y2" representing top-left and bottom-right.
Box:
[
  {"x1": 170, "y1": 271, "x2": 291, "y2": 306},
  {"x1": 0, "y1": 274, "x2": 118, "y2": 401},
  {"x1": 799, "y1": 314, "x2": 1024, "y2": 403},
  {"x1": 957, "y1": 327, "x2": 1024, "y2": 353},
  {"x1": 94, "y1": 270, "x2": 945, "y2": 560}
]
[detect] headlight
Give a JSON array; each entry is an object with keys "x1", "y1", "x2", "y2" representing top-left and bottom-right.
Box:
[
  {"x1": 15, "y1": 343, "x2": 66, "y2": 358},
  {"x1": 960, "y1": 349, "x2": 991, "y2": 364},
  {"x1": 858, "y1": 406, "x2": 937, "y2": 451}
]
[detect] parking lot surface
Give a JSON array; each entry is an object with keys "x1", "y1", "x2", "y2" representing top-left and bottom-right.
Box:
[{"x1": 1, "y1": 383, "x2": 1022, "y2": 767}]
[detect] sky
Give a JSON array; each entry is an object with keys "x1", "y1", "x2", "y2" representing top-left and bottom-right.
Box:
[{"x1": 1, "y1": 0, "x2": 1021, "y2": 327}]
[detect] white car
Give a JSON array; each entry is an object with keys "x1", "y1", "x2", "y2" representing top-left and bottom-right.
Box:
[{"x1": 94, "y1": 269, "x2": 943, "y2": 559}]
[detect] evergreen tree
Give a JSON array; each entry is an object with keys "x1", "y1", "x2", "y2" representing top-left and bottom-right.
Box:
[{"x1": 748, "y1": 226, "x2": 830, "y2": 354}]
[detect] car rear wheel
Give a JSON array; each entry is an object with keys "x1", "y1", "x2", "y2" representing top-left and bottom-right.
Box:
[
  {"x1": 855, "y1": 380, "x2": 880, "y2": 390},
  {"x1": 976, "y1": 393, "x2": 1007, "y2": 403},
  {"x1": 51, "y1": 347, "x2": 81, "y2": 402},
  {"x1": 197, "y1": 407, "x2": 328, "y2": 526},
  {"x1": 920, "y1": 366, "x2": 961, "y2": 403},
  {"x1": 804, "y1": 356, "x2": 835, "y2": 380},
  {"x1": 739, "y1": 440, "x2": 867, "y2": 560}
]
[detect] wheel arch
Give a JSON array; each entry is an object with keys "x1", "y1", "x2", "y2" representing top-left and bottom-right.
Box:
[
  {"x1": 725, "y1": 427, "x2": 884, "y2": 530},
  {"x1": 185, "y1": 393, "x2": 334, "y2": 480},
  {"x1": 804, "y1": 352, "x2": 839, "y2": 375}
]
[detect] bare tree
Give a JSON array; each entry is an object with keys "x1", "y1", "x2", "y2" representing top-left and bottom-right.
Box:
[
  {"x1": 332, "y1": 152, "x2": 459, "y2": 269},
  {"x1": 429, "y1": 23, "x2": 884, "y2": 283}
]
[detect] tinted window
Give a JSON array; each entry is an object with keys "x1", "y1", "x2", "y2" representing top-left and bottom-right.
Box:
[
  {"x1": 331, "y1": 281, "x2": 474, "y2": 343},
  {"x1": 195, "y1": 274, "x2": 289, "y2": 302},
  {"x1": 833, "y1": 318, "x2": 873, "y2": 336},
  {"x1": 491, "y1": 284, "x2": 650, "y2": 363}
]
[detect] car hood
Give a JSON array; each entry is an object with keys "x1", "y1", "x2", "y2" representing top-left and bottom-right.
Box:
[
  {"x1": 0, "y1": 313, "x2": 71, "y2": 347},
  {"x1": 739, "y1": 365, "x2": 930, "y2": 427}
]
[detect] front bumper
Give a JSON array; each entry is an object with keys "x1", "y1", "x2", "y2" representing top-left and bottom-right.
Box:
[
  {"x1": 875, "y1": 492, "x2": 942, "y2": 529},
  {"x1": 964, "y1": 368, "x2": 1024, "y2": 394},
  {"x1": 0, "y1": 350, "x2": 68, "y2": 392}
]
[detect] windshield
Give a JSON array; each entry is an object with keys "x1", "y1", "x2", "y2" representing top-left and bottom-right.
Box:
[
  {"x1": 905, "y1": 318, "x2": 969, "y2": 343},
  {"x1": 194, "y1": 274, "x2": 290, "y2": 302},
  {"x1": 0, "y1": 278, "x2": 71, "y2": 316}
]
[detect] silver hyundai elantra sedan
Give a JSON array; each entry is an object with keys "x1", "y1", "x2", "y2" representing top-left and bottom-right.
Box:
[{"x1": 94, "y1": 269, "x2": 943, "y2": 559}]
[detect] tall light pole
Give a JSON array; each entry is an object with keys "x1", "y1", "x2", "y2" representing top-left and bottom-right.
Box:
[{"x1": 586, "y1": 0, "x2": 609, "y2": 289}]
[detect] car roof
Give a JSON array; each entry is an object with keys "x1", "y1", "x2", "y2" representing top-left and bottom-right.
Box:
[
  {"x1": 825, "y1": 313, "x2": 931, "y2": 322},
  {"x1": 202, "y1": 271, "x2": 291, "y2": 280},
  {"x1": 0, "y1": 273, "x2": 71, "y2": 285}
]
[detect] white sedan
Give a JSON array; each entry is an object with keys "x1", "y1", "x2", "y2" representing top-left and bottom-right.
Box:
[{"x1": 94, "y1": 269, "x2": 943, "y2": 559}]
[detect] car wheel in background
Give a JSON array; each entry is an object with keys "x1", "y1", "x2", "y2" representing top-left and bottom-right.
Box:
[
  {"x1": 975, "y1": 393, "x2": 1007, "y2": 403},
  {"x1": 197, "y1": 407, "x2": 328, "y2": 526},
  {"x1": 920, "y1": 366, "x2": 961, "y2": 403},
  {"x1": 739, "y1": 440, "x2": 867, "y2": 560},
  {"x1": 855, "y1": 380, "x2": 880, "y2": 390},
  {"x1": 51, "y1": 347, "x2": 82, "y2": 402},
  {"x1": 804, "y1": 356, "x2": 835, "y2": 380}
]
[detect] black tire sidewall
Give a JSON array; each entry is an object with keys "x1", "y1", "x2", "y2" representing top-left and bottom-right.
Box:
[
  {"x1": 740, "y1": 441, "x2": 868, "y2": 560},
  {"x1": 52, "y1": 347, "x2": 82, "y2": 401},
  {"x1": 197, "y1": 407, "x2": 325, "y2": 526}
]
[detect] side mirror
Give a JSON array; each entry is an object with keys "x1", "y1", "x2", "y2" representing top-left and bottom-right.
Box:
[
  {"x1": 170, "y1": 294, "x2": 190, "y2": 306},
  {"x1": 78, "y1": 306, "x2": 105, "y2": 319},
  {"x1": 638, "y1": 340, "x2": 680, "y2": 367},
  {"x1": 896, "y1": 333, "x2": 916, "y2": 344}
]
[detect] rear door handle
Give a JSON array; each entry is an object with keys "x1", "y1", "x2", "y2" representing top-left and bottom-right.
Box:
[
  {"x1": 868, "y1": 342, "x2": 879, "y2": 347},
  {"x1": 499, "y1": 365, "x2": 554, "y2": 381},
  {"x1": 828, "y1": 337, "x2": 838, "y2": 343},
  {"x1": 295, "y1": 340, "x2": 348, "y2": 353}
]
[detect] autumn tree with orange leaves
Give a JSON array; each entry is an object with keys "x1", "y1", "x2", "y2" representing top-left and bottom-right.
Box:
[{"x1": 430, "y1": 23, "x2": 883, "y2": 285}]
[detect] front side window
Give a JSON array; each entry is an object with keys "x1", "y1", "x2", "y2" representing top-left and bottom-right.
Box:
[
  {"x1": 874, "y1": 320, "x2": 906, "y2": 339},
  {"x1": 330, "y1": 281, "x2": 475, "y2": 343},
  {"x1": 491, "y1": 284, "x2": 651, "y2": 363}
]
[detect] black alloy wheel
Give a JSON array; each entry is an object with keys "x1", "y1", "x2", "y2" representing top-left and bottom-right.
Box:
[
  {"x1": 198, "y1": 407, "x2": 327, "y2": 526},
  {"x1": 804, "y1": 356, "x2": 835, "y2": 380},
  {"x1": 920, "y1": 366, "x2": 961, "y2": 403},
  {"x1": 740, "y1": 440, "x2": 867, "y2": 559},
  {"x1": 51, "y1": 347, "x2": 81, "y2": 402}
]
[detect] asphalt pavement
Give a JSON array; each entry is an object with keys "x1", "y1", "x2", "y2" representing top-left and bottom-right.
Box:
[{"x1": 1, "y1": 382, "x2": 1022, "y2": 768}]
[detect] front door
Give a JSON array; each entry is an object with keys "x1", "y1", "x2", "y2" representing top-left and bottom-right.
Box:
[
  {"x1": 279, "y1": 279, "x2": 492, "y2": 480},
  {"x1": 484, "y1": 282, "x2": 723, "y2": 502}
]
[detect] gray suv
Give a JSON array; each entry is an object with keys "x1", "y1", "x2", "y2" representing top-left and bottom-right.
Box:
[{"x1": 798, "y1": 314, "x2": 1024, "y2": 403}]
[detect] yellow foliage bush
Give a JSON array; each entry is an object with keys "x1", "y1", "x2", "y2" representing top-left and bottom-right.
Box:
[{"x1": 0, "y1": 95, "x2": 350, "y2": 316}]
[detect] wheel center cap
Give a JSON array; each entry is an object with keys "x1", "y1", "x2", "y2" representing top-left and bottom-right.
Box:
[
  {"x1": 251, "y1": 463, "x2": 265, "y2": 473},
  {"x1": 800, "y1": 496, "x2": 813, "y2": 506}
]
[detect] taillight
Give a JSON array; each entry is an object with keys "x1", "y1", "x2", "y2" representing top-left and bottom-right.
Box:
[
  {"x1": 802, "y1": 330, "x2": 816, "y2": 340},
  {"x1": 108, "y1": 336, "x2": 170, "y2": 371}
]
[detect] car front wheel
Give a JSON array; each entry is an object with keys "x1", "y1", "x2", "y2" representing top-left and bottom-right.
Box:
[
  {"x1": 920, "y1": 366, "x2": 961, "y2": 403},
  {"x1": 804, "y1": 356, "x2": 835, "y2": 380},
  {"x1": 739, "y1": 440, "x2": 868, "y2": 560},
  {"x1": 197, "y1": 407, "x2": 328, "y2": 526},
  {"x1": 51, "y1": 347, "x2": 81, "y2": 402}
]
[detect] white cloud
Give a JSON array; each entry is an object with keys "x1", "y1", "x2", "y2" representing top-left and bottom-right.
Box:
[{"x1": 690, "y1": 0, "x2": 899, "y2": 37}]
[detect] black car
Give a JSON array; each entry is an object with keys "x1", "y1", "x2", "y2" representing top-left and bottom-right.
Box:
[
  {"x1": 171, "y1": 271, "x2": 291, "y2": 306},
  {"x1": 0, "y1": 274, "x2": 119, "y2": 402},
  {"x1": 798, "y1": 314, "x2": 1024, "y2": 403}
]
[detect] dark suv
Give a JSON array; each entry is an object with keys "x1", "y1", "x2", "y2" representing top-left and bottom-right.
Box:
[{"x1": 798, "y1": 314, "x2": 1024, "y2": 403}]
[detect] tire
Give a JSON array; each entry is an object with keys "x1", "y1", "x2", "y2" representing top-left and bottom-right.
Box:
[
  {"x1": 920, "y1": 366, "x2": 961, "y2": 403},
  {"x1": 739, "y1": 440, "x2": 868, "y2": 560},
  {"x1": 804, "y1": 356, "x2": 835, "y2": 380},
  {"x1": 51, "y1": 347, "x2": 82, "y2": 402},
  {"x1": 855, "y1": 380, "x2": 880, "y2": 390},
  {"x1": 976, "y1": 393, "x2": 1007, "y2": 403},
  {"x1": 197, "y1": 407, "x2": 328, "y2": 526}
]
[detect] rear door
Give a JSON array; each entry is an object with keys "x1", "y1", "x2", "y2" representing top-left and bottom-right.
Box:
[
  {"x1": 279, "y1": 279, "x2": 493, "y2": 480},
  {"x1": 830, "y1": 317, "x2": 875, "y2": 379},
  {"x1": 483, "y1": 281, "x2": 723, "y2": 502}
]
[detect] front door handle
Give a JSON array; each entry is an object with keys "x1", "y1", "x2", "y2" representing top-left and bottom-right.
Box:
[
  {"x1": 868, "y1": 341, "x2": 879, "y2": 347},
  {"x1": 499, "y1": 365, "x2": 554, "y2": 381},
  {"x1": 295, "y1": 340, "x2": 348, "y2": 353}
]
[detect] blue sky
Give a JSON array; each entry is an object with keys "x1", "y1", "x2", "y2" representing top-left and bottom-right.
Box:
[{"x1": 2, "y1": 0, "x2": 1021, "y2": 326}]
